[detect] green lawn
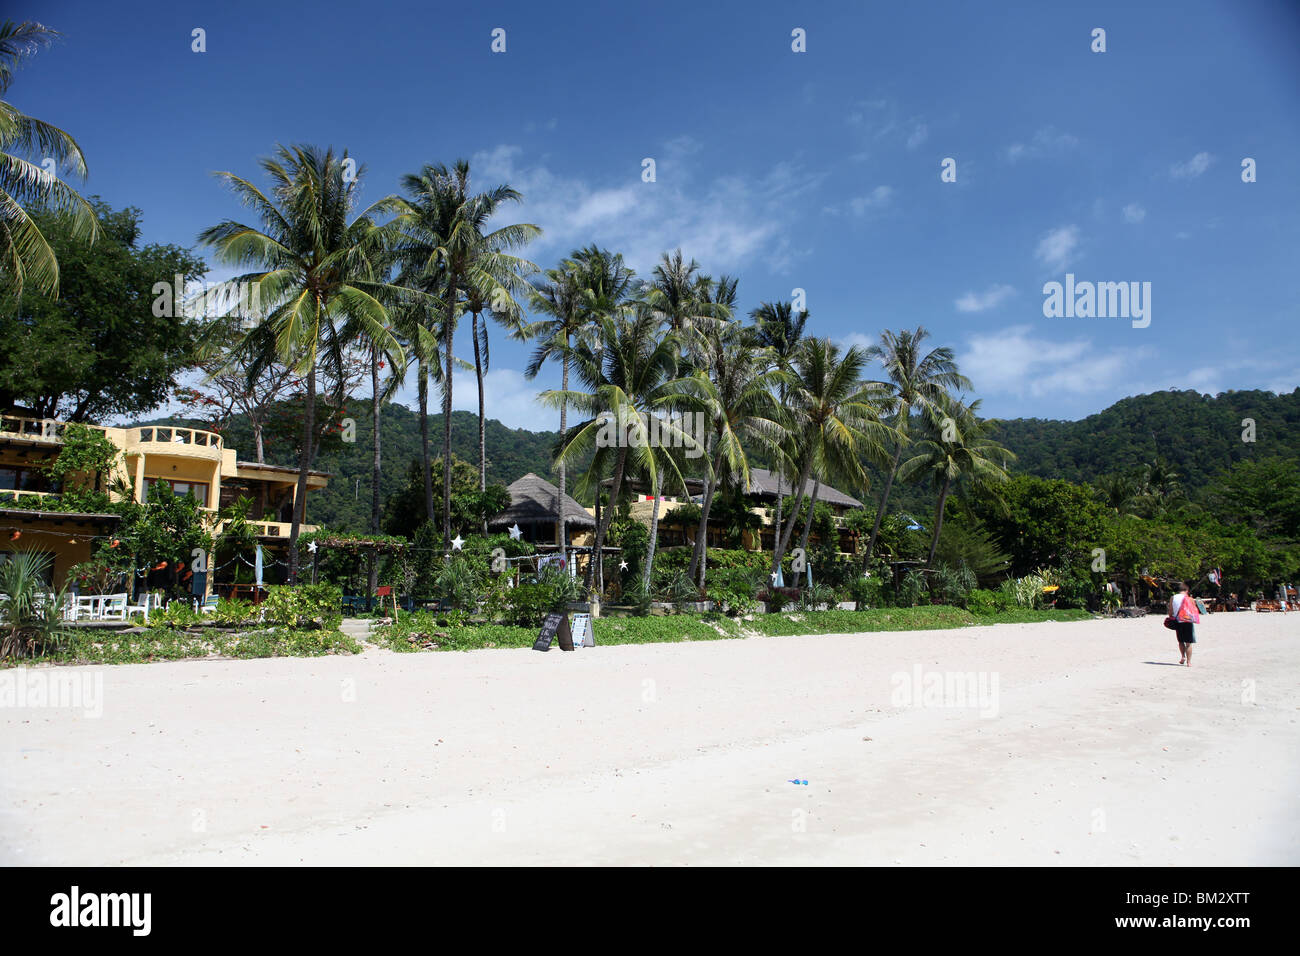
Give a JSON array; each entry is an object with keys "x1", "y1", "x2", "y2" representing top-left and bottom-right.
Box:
[
  {"x1": 4, "y1": 606, "x2": 1096, "y2": 665},
  {"x1": 15, "y1": 627, "x2": 364, "y2": 666},
  {"x1": 377, "y1": 605, "x2": 1095, "y2": 652}
]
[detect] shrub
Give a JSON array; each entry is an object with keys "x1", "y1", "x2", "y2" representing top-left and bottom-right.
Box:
[
  {"x1": 211, "y1": 597, "x2": 255, "y2": 626},
  {"x1": 65, "y1": 557, "x2": 128, "y2": 596},
  {"x1": 657, "y1": 569, "x2": 700, "y2": 607},
  {"x1": 153, "y1": 601, "x2": 202, "y2": 628},
  {"x1": 0, "y1": 550, "x2": 72, "y2": 659},
  {"x1": 798, "y1": 581, "x2": 839, "y2": 610},
  {"x1": 932, "y1": 562, "x2": 977, "y2": 608},
  {"x1": 262, "y1": 584, "x2": 343, "y2": 629},
  {"x1": 433, "y1": 556, "x2": 478, "y2": 610},
  {"x1": 491, "y1": 567, "x2": 581, "y2": 627},
  {"x1": 897, "y1": 570, "x2": 927, "y2": 608},
  {"x1": 966, "y1": 587, "x2": 1010, "y2": 615},
  {"x1": 848, "y1": 574, "x2": 888, "y2": 609},
  {"x1": 707, "y1": 566, "x2": 763, "y2": 616}
]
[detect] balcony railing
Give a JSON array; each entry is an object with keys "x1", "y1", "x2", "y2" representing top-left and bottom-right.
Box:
[
  {"x1": 135, "y1": 426, "x2": 223, "y2": 452},
  {"x1": 0, "y1": 415, "x2": 109, "y2": 443},
  {"x1": 211, "y1": 516, "x2": 317, "y2": 538},
  {"x1": 0, "y1": 489, "x2": 63, "y2": 509}
]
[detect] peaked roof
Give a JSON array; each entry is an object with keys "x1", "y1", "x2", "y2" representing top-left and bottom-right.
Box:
[
  {"x1": 742, "y1": 468, "x2": 863, "y2": 509},
  {"x1": 489, "y1": 473, "x2": 596, "y2": 529},
  {"x1": 602, "y1": 467, "x2": 864, "y2": 509}
]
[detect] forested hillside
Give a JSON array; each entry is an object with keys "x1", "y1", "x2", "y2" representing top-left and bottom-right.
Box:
[
  {"x1": 990, "y1": 388, "x2": 1300, "y2": 491},
  {"x1": 142, "y1": 388, "x2": 1298, "y2": 533}
]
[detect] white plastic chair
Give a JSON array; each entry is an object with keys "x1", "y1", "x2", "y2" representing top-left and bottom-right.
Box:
[{"x1": 101, "y1": 593, "x2": 128, "y2": 622}]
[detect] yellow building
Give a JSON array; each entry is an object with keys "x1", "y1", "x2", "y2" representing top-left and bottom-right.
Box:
[{"x1": 0, "y1": 413, "x2": 328, "y2": 591}]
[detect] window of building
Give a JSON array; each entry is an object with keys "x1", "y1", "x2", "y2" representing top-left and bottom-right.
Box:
[
  {"x1": 0, "y1": 465, "x2": 53, "y2": 492},
  {"x1": 144, "y1": 478, "x2": 210, "y2": 503}
]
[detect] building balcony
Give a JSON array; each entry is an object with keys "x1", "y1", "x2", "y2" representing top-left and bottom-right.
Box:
[
  {"x1": 128, "y1": 425, "x2": 224, "y2": 460},
  {"x1": 0, "y1": 414, "x2": 110, "y2": 445},
  {"x1": 0, "y1": 488, "x2": 65, "y2": 508},
  {"x1": 210, "y1": 514, "x2": 318, "y2": 539}
]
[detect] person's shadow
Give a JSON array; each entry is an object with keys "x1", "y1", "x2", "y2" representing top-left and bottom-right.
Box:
[{"x1": 1142, "y1": 661, "x2": 1183, "y2": 666}]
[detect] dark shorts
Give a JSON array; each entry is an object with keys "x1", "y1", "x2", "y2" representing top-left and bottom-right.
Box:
[{"x1": 1175, "y1": 622, "x2": 1196, "y2": 643}]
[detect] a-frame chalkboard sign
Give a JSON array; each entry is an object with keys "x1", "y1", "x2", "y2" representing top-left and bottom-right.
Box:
[{"x1": 533, "y1": 611, "x2": 574, "y2": 652}]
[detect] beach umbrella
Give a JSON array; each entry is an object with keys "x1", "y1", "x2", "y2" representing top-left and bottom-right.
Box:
[{"x1": 255, "y1": 545, "x2": 264, "y2": 587}]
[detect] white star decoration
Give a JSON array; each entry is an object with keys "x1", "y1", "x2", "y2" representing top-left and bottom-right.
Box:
[
  {"x1": 307, "y1": 541, "x2": 317, "y2": 553},
  {"x1": 451, "y1": 535, "x2": 464, "y2": 551},
  {"x1": 619, "y1": 560, "x2": 628, "y2": 571},
  {"x1": 770, "y1": 571, "x2": 778, "y2": 583},
  {"x1": 508, "y1": 523, "x2": 522, "y2": 540}
]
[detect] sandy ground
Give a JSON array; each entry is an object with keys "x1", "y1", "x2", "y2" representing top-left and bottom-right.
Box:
[{"x1": 1, "y1": 612, "x2": 1297, "y2": 866}]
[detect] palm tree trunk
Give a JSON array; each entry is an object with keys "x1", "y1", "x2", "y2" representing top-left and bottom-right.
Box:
[
  {"x1": 418, "y1": 364, "x2": 434, "y2": 523},
  {"x1": 288, "y1": 362, "x2": 316, "y2": 584},
  {"x1": 865, "y1": 443, "x2": 904, "y2": 565},
  {"x1": 369, "y1": 343, "x2": 381, "y2": 598},
  {"x1": 589, "y1": 445, "x2": 628, "y2": 596},
  {"x1": 642, "y1": 468, "x2": 664, "y2": 592},
  {"x1": 472, "y1": 312, "x2": 487, "y2": 533},
  {"x1": 557, "y1": 346, "x2": 569, "y2": 550},
  {"x1": 771, "y1": 455, "x2": 813, "y2": 574},
  {"x1": 797, "y1": 477, "x2": 820, "y2": 560},
  {"x1": 689, "y1": 442, "x2": 725, "y2": 588},
  {"x1": 773, "y1": 471, "x2": 783, "y2": 563},
  {"x1": 927, "y1": 476, "x2": 952, "y2": 566},
  {"x1": 442, "y1": 283, "x2": 458, "y2": 545}
]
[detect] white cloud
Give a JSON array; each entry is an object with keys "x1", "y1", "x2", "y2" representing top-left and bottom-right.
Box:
[
  {"x1": 963, "y1": 327, "x2": 1299, "y2": 408},
  {"x1": 847, "y1": 185, "x2": 893, "y2": 215},
  {"x1": 960, "y1": 325, "x2": 1152, "y2": 399},
  {"x1": 472, "y1": 144, "x2": 821, "y2": 275},
  {"x1": 955, "y1": 284, "x2": 1016, "y2": 313},
  {"x1": 1035, "y1": 225, "x2": 1081, "y2": 271},
  {"x1": 846, "y1": 98, "x2": 928, "y2": 154},
  {"x1": 824, "y1": 186, "x2": 893, "y2": 217},
  {"x1": 1170, "y1": 151, "x2": 1213, "y2": 179},
  {"x1": 1005, "y1": 126, "x2": 1079, "y2": 162},
  {"x1": 837, "y1": 332, "x2": 877, "y2": 352},
  {"x1": 1122, "y1": 203, "x2": 1146, "y2": 224}
]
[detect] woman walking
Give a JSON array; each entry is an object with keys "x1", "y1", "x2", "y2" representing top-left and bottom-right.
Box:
[{"x1": 1169, "y1": 581, "x2": 1200, "y2": 666}]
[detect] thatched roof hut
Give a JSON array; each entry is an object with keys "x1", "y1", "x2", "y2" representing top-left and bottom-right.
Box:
[{"x1": 488, "y1": 473, "x2": 595, "y2": 542}]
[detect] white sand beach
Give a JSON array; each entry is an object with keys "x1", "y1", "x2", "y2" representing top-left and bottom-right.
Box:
[{"x1": 2, "y1": 612, "x2": 1297, "y2": 866}]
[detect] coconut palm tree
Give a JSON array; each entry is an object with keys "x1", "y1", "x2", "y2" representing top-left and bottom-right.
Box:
[
  {"x1": 463, "y1": 281, "x2": 524, "y2": 514},
  {"x1": 769, "y1": 338, "x2": 894, "y2": 577},
  {"x1": 361, "y1": 318, "x2": 411, "y2": 594},
  {"x1": 897, "y1": 398, "x2": 1015, "y2": 566},
  {"x1": 0, "y1": 20, "x2": 99, "y2": 302},
  {"x1": 1136, "y1": 456, "x2": 1183, "y2": 516},
  {"x1": 640, "y1": 258, "x2": 730, "y2": 584},
  {"x1": 685, "y1": 320, "x2": 785, "y2": 589},
  {"x1": 540, "y1": 308, "x2": 703, "y2": 597},
  {"x1": 394, "y1": 160, "x2": 539, "y2": 544},
  {"x1": 750, "y1": 301, "x2": 809, "y2": 557},
  {"x1": 387, "y1": 295, "x2": 442, "y2": 523},
  {"x1": 862, "y1": 327, "x2": 971, "y2": 567},
  {"x1": 1094, "y1": 472, "x2": 1139, "y2": 516},
  {"x1": 522, "y1": 246, "x2": 634, "y2": 549},
  {"x1": 200, "y1": 144, "x2": 407, "y2": 581}
]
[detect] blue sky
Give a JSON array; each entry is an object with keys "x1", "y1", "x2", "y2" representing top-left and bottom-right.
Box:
[{"x1": 14, "y1": 0, "x2": 1300, "y2": 428}]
